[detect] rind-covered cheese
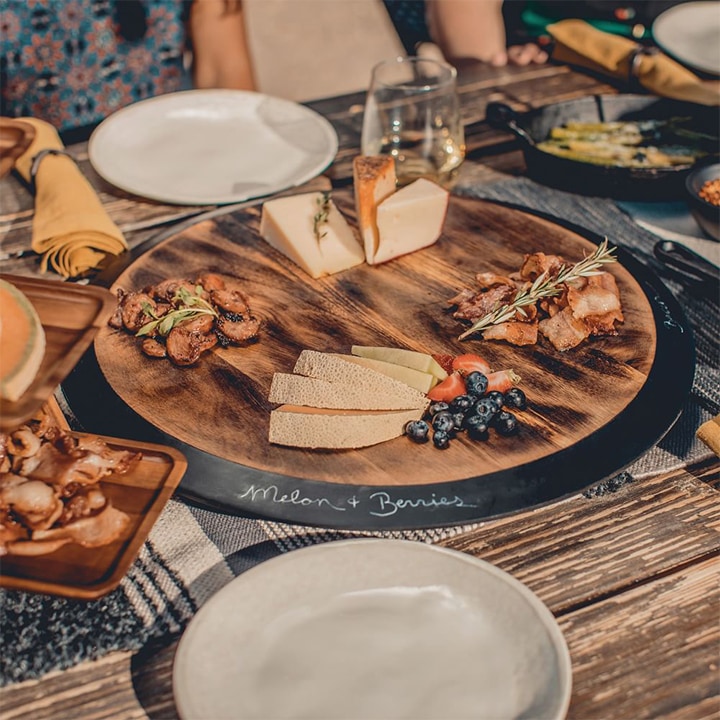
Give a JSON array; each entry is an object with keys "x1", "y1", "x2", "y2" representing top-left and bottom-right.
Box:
[
  {"x1": 292, "y1": 351, "x2": 429, "y2": 409},
  {"x1": 0, "y1": 279, "x2": 46, "y2": 402},
  {"x1": 269, "y1": 405, "x2": 425, "y2": 449},
  {"x1": 259, "y1": 192, "x2": 364, "y2": 278},
  {"x1": 371, "y1": 179, "x2": 449, "y2": 265},
  {"x1": 353, "y1": 156, "x2": 397, "y2": 263}
]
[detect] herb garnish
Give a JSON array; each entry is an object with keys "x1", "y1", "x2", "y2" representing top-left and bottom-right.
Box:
[
  {"x1": 136, "y1": 285, "x2": 218, "y2": 337},
  {"x1": 458, "y1": 239, "x2": 618, "y2": 341},
  {"x1": 313, "y1": 191, "x2": 332, "y2": 242}
]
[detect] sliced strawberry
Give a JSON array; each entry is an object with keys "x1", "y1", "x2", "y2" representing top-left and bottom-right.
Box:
[
  {"x1": 486, "y1": 369, "x2": 521, "y2": 393},
  {"x1": 427, "y1": 371, "x2": 467, "y2": 402},
  {"x1": 431, "y1": 353, "x2": 454, "y2": 375},
  {"x1": 451, "y1": 353, "x2": 493, "y2": 376}
]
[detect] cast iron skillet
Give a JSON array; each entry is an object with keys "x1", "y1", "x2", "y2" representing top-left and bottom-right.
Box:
[{"x1": 486, "y1": 94, "x2": 719, "y2": 200}]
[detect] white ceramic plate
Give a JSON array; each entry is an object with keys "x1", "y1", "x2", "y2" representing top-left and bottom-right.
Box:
[
  {"x1": 173, "y1": 539, "x2": 572, "y2": 720},
  {"x1": 652, "y1": 1, "x2": 720, "y2": 77},
  {"x1": 88, "y1": 89, "x2": 338, "y2": 205}
]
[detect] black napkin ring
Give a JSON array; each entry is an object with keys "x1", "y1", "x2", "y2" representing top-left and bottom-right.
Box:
[
  {"x1": 628, "y1": 45, "x2": 659, "y2": 89},
  {"x1": 29, "y1": 148, "x2": 77, "y2": 195}
]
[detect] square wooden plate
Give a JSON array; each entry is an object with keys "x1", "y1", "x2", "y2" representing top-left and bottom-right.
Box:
[
  {"x1": 1, "y1": 274, "x2": 116, "y2": 431},
  {"x1": 0, "y1": 428, "x2": 187, "y2": 600},
  {"x1": 0, "y1": 118, "x2": 35, "y2": 179}
]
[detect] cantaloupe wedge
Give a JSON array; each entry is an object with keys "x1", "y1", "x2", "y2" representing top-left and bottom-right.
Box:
[
  {"x1": 292, "y1": 350, "x2": 428, "y2": 409},
  {"x1": 269, "y1": 405, "x2": 425, "y2": 449},
  {"x1": 0, "y1": 279, "x2": 46, "y2": 402},
  {"x1": 269, "y1": 372, "x2": 426, "y2": 410},
  {"x1": 331, "y1": 353, "x2": 437, "y2": 392},
  {"x1": 350, "y1": 346, "x2": 448, "y2": 383}
]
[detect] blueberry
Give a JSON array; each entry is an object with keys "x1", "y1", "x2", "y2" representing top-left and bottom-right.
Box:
[
  {"x1": 486, "y1": 391, "x2": 505, "y2": 410},
  {"x1": 405, "y1": 419, "x2": 430, "y2": 443},
  {"x1": 449, "y1": 394, "x2": 475, "y2": 413},
  {"x1": 451, "y1": 412, "x2": 466, "y2": 430},
  {"x1": 428, "y1": 401, "x2": 450, "y2": 417},
  {"x1": 464, "y1": 371, "x2": 488, "y2": 397},
  {"x1": 432, "y1": 430, "x2": 451, "y2": 449},
  {"x1": 463, "y1": 414, "x2": 489, "y2": 440},
  {"x1": 473, "y1": 398, "x2": 497, "y2": 421},
  {"x1": 431, "y1": 411, "x2": 455, "y2": 434},
  {"x1": 493, "y1": 410, "x2": 518, "y2": 435},
  {"x1": 504, "y1": 387, "x2": 527, "y2": 410}
]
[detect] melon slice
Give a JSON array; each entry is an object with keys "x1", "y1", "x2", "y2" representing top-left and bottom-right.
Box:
[
  {"x1": 331, "y1": 353, "x2": 437, "y2": 392},
  {"x1": 292, "y1": 351, "x2": 428, "y2": 409},
  {"x1": 269, "y1": 405, "x2": 425, "y2": 449},
  {"x1": 268, "y1": 372, "x2": 425, "y2": 410},
  {"x1": 350, "y1": 346, "x2": 448, "y2": 383},
  {"x1": 0, "y1": 279, "x2": 46, "y2": 402}
]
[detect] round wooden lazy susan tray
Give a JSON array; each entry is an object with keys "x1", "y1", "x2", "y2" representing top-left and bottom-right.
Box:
[{"x1": 70, "y1": 194, "x2": 693, "y2": 529}]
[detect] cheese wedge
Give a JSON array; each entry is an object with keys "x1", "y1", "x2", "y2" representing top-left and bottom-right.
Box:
[
  {"x1": 371, "y1": 179, "x2": 449, "y2": 265},
  {"x1": 259, "y1": 192, "x2": 364, "y2": 279},
  {"x1": 269, "y1": 405, "x2": 425, "y2": 449},
  {"x1": 331, "y1": 353, "x2": 437, "y2": 392},
  {"x1": 292, "y1": 351, "x2": 429, "y2": 410},
  {"x1": 0, "y1": 279, "x2": 46, "y2": 402},
  {"x1": 350, "y1": 346, "x2": 448, "y2": 383},
  {"x1": 269, "y1": 372, "x2": 426, "y2": 410},
  {"x1": 353, "y1": 155, "x2": 397, "y2": 263}
]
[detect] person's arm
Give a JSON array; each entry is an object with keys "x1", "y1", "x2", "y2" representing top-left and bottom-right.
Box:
[
  {"x1": 189, "y1": 0, "x2": 255, "y2": 90},
  {"x1": 426, "y1": 0, "x2": 547, "y2": 67}
]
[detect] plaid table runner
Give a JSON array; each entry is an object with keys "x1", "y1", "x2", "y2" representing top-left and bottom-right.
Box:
[{"x1": 1, "y1": 177, "x2": 717, "y2": 686}]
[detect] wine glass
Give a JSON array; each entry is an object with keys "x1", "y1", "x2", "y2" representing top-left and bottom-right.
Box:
[{"x1": 361, "y1": 55, "x2": 465, "y2": 188}]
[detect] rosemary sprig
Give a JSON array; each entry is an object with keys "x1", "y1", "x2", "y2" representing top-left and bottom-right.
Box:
[
  {"x1": 313, "y1": 191, "x2": 331, "y2": 242},
  {"x1": 136, "y1": 285, "x2": 218, "y2": 337},
  {"x1": 458, "y1": 239, "x2": 617, "y2": 341}
]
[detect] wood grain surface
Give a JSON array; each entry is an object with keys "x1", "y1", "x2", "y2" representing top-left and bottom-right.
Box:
[
  {"x1": 2, "y1": 463, "x2": 716, "y2": 720},
  {"x1": 93, "y1": 192, "x2": 656, "y2": 487}
]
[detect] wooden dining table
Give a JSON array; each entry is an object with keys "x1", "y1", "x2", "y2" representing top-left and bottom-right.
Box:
[{"x1": 0, "y1": 60, "x2": 718, "y2": 720}]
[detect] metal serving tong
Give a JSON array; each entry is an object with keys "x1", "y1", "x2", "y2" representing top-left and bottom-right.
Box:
[{"x1": 653, "y1": 240, "x2": 719, "y2": 298}]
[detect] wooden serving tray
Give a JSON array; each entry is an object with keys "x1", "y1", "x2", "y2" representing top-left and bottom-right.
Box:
[
  {"x1": 78, "y1": 194, "x2": 692, "y2": 529},
  {"x1": 0, "y1": 435, "x2": 187, "y2": 599},
  {"x1": 0, "y1": 275, "x2": 116, "y2": 431}
]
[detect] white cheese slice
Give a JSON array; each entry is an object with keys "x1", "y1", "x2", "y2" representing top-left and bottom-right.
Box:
[
  {"x1": 259, "y1": 192, "x2": 365, "y2": 279},
  {"x1": 269, "y1": 405, "x2": 425, "y2": 449},
  {"x1": 292, "y1": 350, "x2": 429, "y2": 410},
  {"x1": 353, "y1": 156, "x2": 397, "y2": 263},
  {"x1": 371, "y1": 179, "x2": 449, "y2": 265},
  {"x1": 268, "y1": 372, "x2": 426, "y2": 410}
]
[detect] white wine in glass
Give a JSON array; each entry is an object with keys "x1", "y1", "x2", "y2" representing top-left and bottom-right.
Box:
[{"x1": 362, "y1": 56, "x2": 465, "y2": 188}]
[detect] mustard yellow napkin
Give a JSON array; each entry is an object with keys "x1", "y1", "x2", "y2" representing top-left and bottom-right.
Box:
[
  {"x1": 548, "y1": 19, "x2": 720, "y2": 107},
  {"x1": 697, "y1": 414, "x2": 720, "y2": 457},
  {"x1": 13, "y1": 118, "x2": 127, "y2": 279}
]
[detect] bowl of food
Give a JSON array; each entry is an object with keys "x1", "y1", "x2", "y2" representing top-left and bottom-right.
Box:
[{"x1": 685, "y1": 162, "x2": 720, "y2": 241}]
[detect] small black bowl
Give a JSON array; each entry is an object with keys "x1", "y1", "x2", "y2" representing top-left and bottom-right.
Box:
[{"x1": 685, "y1": 162, "x2": 720, "y2": 241}]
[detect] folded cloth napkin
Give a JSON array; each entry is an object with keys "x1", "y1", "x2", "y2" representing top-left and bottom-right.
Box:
[
  {"x1": 697, "y1": 414, "x2": 720, "y2": 457},
  {"x1": 547, "y1": 19, "x2": 720, "y2": 107},
  {"x1": 13, "y1": 118, "x2": 127, "y2": 279}
]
